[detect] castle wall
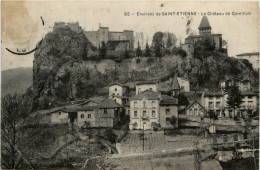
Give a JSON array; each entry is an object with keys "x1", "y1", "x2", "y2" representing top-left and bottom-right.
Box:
[
  {"x1": 98, "y1": 27, "x2": 109, "y2": 43},
  {"x1": 84, "y1": 31, "x2": 99, "y2": 47},
  {"x1": 109, "y1": 32, "x2": 126, "y2": 41},
  {"x1": 123, "y1": 30, "x2": 134, "y2": 50}
]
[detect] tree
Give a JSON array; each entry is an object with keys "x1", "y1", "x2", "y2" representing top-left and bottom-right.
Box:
[
  {"x1": 144, "y1": 41, "x2": 151, "y2": 57},
  {"x1": 1, "y1": 93, "x2": 30, "y2": 169},
  {"x1": 152, "y1": 31, "x2": 164, "y2": 57},
  {"x1": 163, "y1": 32, "x2": 177, "y2": 49},
  {"x1": 177, "y1": 93, "x2": 189, "y2": 106},
  {"x1": 99, "y1": 41, "x2": 106, "y2": 59},
  {"x1": 226, "y1": 84, "x2": 243, "y2": 115},
  {"x1": 136, "y1": 40, "x2": 142, "y2": 58}
]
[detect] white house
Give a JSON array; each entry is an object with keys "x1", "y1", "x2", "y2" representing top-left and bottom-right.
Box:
[
  {"x1": 236, "y1": 52, "x2": 259, "y2": 70},
  {"x1": 177, "y1": 77, "x2": 190, "y2": 92},
  {"x1": 129, "y1": 90, "x2": 160, "y2": 130},
  {"x1": 109, "y1": 83, "x2": 129, "y2": 97},
  {"x1": 135, "y1": 81, "x2": 158, "y2": 95}
]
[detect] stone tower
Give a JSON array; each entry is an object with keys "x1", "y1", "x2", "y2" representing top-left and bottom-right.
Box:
[{"x1": 198, "y1": 16, "x2": 212, "y2": 35}]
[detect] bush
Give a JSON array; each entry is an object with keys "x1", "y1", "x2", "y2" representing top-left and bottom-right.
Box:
[
  {"x1": 147, "y1": 57, "x2": 154, "y2": 64},
  {"x1": 135, "y1": 58, "x2": 141, "y2": 63},
  {"x1": 172, "y1": 48, "x2": 187, "y2": 58}
]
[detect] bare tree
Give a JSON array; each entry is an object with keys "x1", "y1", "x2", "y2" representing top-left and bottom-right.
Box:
[{"x1": 1, "y1": 93, "x2": 29, "y2": 169}]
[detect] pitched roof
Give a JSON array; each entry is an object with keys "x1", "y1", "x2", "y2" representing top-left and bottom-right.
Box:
[
  {"x1": 236, "y1": 52, "x2": 259, "y2": 56},
  {"x1": 98, "y1": 98, "x2": 123, "y2": 108},
  {"x1": 159, "y1": 76, "x2": 180, "y2": 91},
  {"x1": 130, "y1": 90, "x2": 159, "y2": 100},
  {"x1": 160, "y1": 95, "x2": 178, "y2": 105},
  {"x1": 136, "y1": 81, "x2": 157, "y2": 85},
  {"x1": 171, "y1": 76, "x2": 180, "y2": 90},
  {"x1": 109, "y1": 82, "x2": 129, "y2": 87},
  {"x1": 76, "y1": 106, "x2": 97, "y2": 111},
  {"x1": 186, "y1": 101, "x2": 205, "y2": 110},
  {"x1": 199, "y1": 16, "x2": 211, "y2": 29},
  {"x1": 204, "y1": 91, "x2": 224, "y2": 97}
]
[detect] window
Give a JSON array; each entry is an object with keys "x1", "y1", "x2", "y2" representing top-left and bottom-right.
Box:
[
  {"x1": 166, "y1": 118, "x2": 171, "y2": 121},
  {"x1": 81, "y1": 114, "x2": 84, "y2": 118},
  {"x1": 248, "y1": 96, "x2": 253, "y2": 99},
  {"x1": 209, "y1": 102, "x2": 214, "y2": 109},
  {"x1": 248, "y1": 101, "x2": 253, "y2": 107},
  {"x1": 134, "y1": 102, "x2": 137, "y2": 108},
  {"x1": 166, "y1": 109, "x2": 170, "y2": 115},
  {"x1": 189, "y1": 109, "x2": 193, "y2": 115},
  {"x1": 117, "y1": 93, "x2": 119, "y2": 96},
  {"x1": 143, "y1": 110, "x2": 147, "y2": 117},
  {"x1": 88, "y1": 114, "x2": 91, "y2": 118},
  {"x1": 59, "y1": 112, "x2": 61, "y2": 115},
  {"x1": 112, "y1": 93, "x2": 115, "y2": 96},
  {"x1": 143, "y1": 101, "x2": 146, "y2": 108},
  {"x1": 194, "y1": 108, "x2": 198, "y2": 115},
  {"x1": 216, "y1": 102, "x2": 221, "y2": 108},
  {"x1": 115, "y1": 88, "x2": 117, "y2": 91},
  {"x1": 150, "y1": 88, "x2": 152, "y2": 90},
  {"x1": 216, "y1": 110, "x2": 221, "y2": 117},
  {"x1": 243, "y1": 87, "x2": 248, "y2": 91},
  {"x1": 134, "y1": 111, "x2": 137, "y2": 117},
  {"x1": 104, "y1": 109, "x2": 107, "y2": 114},
  {"x1": 152, "y1": 101, "x2": 156, "y2": 107},
  {"x1": 216, "y1": 97, "x2": 221, "y2": 100},
  {"x1": 152, "y1": 110, "x2": 156, "y2": 117}
]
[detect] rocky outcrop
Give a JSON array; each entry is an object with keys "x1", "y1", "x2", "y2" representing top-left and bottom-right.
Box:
[{"x1": 32, "y1": 25, "x2": 258, "y2": 110}]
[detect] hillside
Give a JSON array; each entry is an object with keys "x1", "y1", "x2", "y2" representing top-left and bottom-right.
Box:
[
  {"x1": 2, "y1": 67, "x2": 33, "y2": 97},
  {"x1": 31, "y1": 24, "x2": 258, "y2": 110}
]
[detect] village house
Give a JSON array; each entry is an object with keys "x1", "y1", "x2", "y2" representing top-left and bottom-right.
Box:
[
  {"x1": 203, "y1": 91, "x2": 258, "y2": 118},
  {"x1": 95, "y1": 98, "x2": 124, "y2": 127},
  {"x1": 76, "y1": 106, "x2": 97, "y2": 127},
  {"x1": 177, "y1": 77, "x2": 190, "y2": 92},
  {"x1": 186, "y1": 101, "x2": 206, "y2": 117},
  {"x1": 220, "y1": 78, "x2": 252, "y2": 92},
  {"x1": 135, "y1": 81, "x2": 159, "y2": 95},
  {"x1": 158, "y1": 76, "x2": 181, "y2": 97},
  {"x1": 129, "y1": 90, "x2": 160, "y2": 130},
  {"x1": 159, "y1": 95, "x2": 178, "y2": 128},
  {"x1": 236, "y1": 52, "x2": 259, "y2": 70},
  {"x1": 109, "y1": 83, "x2": 130, "y2": 106}
]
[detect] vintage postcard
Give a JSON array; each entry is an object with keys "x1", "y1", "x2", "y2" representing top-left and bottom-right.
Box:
[{"x1": 1, "y1": 1, "x2": 259, "y2": 169}]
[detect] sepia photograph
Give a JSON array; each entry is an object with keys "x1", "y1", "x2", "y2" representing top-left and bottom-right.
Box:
[{"x1": 1, "y1": 1, "x2": 259, "y2": 169}]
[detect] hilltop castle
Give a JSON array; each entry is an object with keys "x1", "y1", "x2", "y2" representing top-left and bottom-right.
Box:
[
  {"x1": 83, "y1": 25, "x2": 134, "y2": 51},
  {"x1": 54, "y1": 22, "x2": 134, "y2": 51},
  {"x1": 182, "y1": 16, "x2": 223, "y2": 56}
]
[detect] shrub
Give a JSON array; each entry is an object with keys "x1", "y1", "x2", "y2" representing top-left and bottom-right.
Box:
[
  {"x1": 135, "y1": 58, "x2": 141, "y2": 63},
  {"x1": 172, "y1": 48, "x2": 187, "y2": 58},
  {"x1": 147, "y1": 57, "x2": 154, "y2": 64}
]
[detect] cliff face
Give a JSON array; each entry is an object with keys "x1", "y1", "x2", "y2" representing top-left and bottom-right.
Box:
[{"x1": 32, "y1": 26, "x2": 258, "y2": 110}]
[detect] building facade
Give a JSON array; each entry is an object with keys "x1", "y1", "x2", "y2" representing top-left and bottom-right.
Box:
[
  {"x1": 129, "y1": 90, "x2": 160, "y2": 130},
  {"x1": 236, "y1": 52, "x2": 259, "y2": 70},
  {"x1": 182, "y1": 16, "x2": 223, "y2": 55},
  {"x1": 186, "y1": 101, "x2": 206, "y2": 117},
  {"x1": 220, "y1": 78, "x2": 252, "y2": 92},
  {"x1": 135, "y1": 82, "x2": 158, "y2": 95},
  {"x1": 84, "y1": 26, "x2": 134, "y2": 50},
  {"x1": 159, "y1": 95, "x2": 178, "y2": 128}
]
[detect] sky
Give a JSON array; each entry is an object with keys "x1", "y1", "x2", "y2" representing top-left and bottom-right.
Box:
[{"x1": 1, "y1": 1, "x2": 259, "y2": 70}]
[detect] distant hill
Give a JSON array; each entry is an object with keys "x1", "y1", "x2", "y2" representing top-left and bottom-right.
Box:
[{"x1": 2, "y1": 67, "x2": 33, "y2": 97}]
